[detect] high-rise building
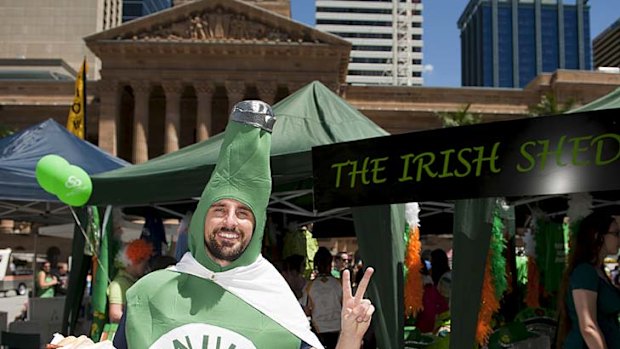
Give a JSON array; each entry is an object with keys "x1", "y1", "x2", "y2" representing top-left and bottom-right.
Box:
[
  {"x1": 123, "y1": 0, "x2": 173, "y2": 23},
  {"x1": 458, "y1": 0, "x2": 591, "y2": 88},
  {"x1": 593, "y1": 18, "x2": 620, "y2": 69},
  {"x1": 316, "y1": 0, "x2": 424, "y2": 86},
  {"x1": 0, "y1": 0, "x2": 122, "y2": 79}
]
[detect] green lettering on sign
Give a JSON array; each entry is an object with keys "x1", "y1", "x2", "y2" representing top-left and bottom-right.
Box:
[
  {"x1": 516, "y1": 141, "x2": 536, "y2": 172},
  {"x1": 471, "y1": 142, "x2": 501, "y2": 176},
  {"x1": 438, "y1": 149, "x2": 455, "y2": 178},
  {"x1": 331, "y1": 160, "x2": 351, "y2": 188},
  {"x1": 370, "y1": 157, "x2": 389, "y2": 184},
  {"x1": 535, "y1": 136, "x2": 567, "y2": 170},
  {"x1": 568, "y1": 135, "x2": 593, "y2": 166},
  {"x1": 398, "y1": 153, "x2": 415, "y2": 182},
  {"x1": 455, "y1": 148, "x2": 472, "y2": 177},
  {"x1": 412, "y1": 152, "x2": 437, "y2": 181},
  {"x1": 592, "y1": 133, "x2": 620, "y2": 165}
]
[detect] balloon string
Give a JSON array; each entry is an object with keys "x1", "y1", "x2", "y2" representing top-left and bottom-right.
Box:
[{"x1": 69, "y1": 206, "x2": 112, "y2": 284}]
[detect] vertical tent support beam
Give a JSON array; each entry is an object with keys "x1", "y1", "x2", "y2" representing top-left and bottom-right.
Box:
[{"x1": 352, "y1": 204, "x2": 405, "y2": 349}]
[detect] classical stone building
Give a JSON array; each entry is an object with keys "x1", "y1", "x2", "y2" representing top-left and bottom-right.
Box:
[{"x1": 1, "y1": 0, "x2": 620, "y2": 165}]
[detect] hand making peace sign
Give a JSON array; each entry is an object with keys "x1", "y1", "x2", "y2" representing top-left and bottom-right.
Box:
[{"x1": 339, "y1": 267, "x2": 375, "y2": 344}]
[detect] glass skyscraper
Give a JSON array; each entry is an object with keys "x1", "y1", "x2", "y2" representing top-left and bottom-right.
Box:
[
  {"x1": 458, "y1": 0, "x2": 591, "y2": 88},
  {"x1": 123, "y1": 0, "x2": 172, "y2": 22}
]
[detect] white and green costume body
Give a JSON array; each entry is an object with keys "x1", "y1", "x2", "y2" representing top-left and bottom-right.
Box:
[{"x1": 125, "y1": 101, "x2": 323, "y2": 349}]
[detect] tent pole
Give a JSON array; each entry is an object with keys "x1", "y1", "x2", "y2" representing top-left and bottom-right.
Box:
[{"x1": 32, "y1": 229, "x2": 38, "y2": 298}]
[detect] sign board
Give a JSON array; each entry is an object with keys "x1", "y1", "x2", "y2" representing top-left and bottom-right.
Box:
[{"x1": 312, "y1": 108, "x2": 620, "y2": 210}]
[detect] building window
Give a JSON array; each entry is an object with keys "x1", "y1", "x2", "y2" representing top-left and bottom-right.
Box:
[
  {"x1": 317, "y1": 7, "x2": 392, "y2": 15},
  {"x1": 352, "y1": 45, "x2": 393, "y2": 51},
  {"x1": 351, "y1": 57, "x2": 390, "y2": 64},
  {"x1": 348, "y1": 70, "x2": 387, "y2": 76},
  {"x1": 334, "y1": 32, "x2": 393, "y2": 39},
  {"x1": 317, "y1": 19, "x2": 392, "y2": 27}
]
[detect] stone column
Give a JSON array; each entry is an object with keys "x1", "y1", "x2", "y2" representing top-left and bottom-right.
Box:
[
  {"x1": 225, "y1": 80, "x2": 246, "y2": 113},
  {"x1": 162, "y1": 80, "x2": 184, "y2": 153},
  {"x1": 131, "y1": 80, "x2": 151, "y2": 164},
  {"x1": 193, "y1": 81, "x2": 215, "y2": 142},
  {"x1": 97, "y1": 79, "x2": 120, "y2": 156},
  {"x1": 257, "y1": 81, "x2": 278, "y2": 105}
]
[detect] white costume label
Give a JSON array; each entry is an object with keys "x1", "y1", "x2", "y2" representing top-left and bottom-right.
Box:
[{"x1": 150, "y1": 323, "x2": 257, "y2": 349}]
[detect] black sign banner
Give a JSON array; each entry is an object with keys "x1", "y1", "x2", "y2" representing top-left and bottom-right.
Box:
[{"x1": 312, "y1": 108, "x2": 620, "y2": 211}]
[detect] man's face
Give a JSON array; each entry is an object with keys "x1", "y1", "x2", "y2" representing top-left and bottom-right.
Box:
[
  {"x1": 204, "y1": 199, "x2": 255, "y2": 266},
  {"x1": 337, "y1": 253, "x2": 350, "y2": 269}
]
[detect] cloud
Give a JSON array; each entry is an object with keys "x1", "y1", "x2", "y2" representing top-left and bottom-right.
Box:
[{"x1": 422, "y1": 64, "x2": 434, "y2": 74}]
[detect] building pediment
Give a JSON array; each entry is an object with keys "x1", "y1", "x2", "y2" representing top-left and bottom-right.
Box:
[{"x1": 85, "y1": 0, "x2": 348, "y2": 46}]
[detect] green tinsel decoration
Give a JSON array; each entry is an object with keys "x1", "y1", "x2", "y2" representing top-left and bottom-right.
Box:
[
  {"x1": 562, "y1": 222, "x2": 571, "y2": 256},
  {"x1": 403, "y1": 222, "x2": 410, "y2": 278},
  {"x1": 490, "y1": 206, "x2": 508, "y2": 299}
]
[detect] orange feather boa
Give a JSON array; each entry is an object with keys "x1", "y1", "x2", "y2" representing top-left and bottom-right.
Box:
[
  {"x1": 404, "y1": 225, "x2": 424, "y2": 317},
  {"x1": 476, "y1": 251, "x2": 500, "y2": 346},
  {"x1": 525, "y1": 257, "x2": 540, "y2": 308}
]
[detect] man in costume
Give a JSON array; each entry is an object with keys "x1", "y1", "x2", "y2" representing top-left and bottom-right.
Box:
[{"x1": 114, "y1": 101, "x2": 375, "y2": 349}]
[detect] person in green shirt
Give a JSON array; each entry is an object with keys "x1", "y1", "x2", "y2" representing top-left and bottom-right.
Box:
[
  {"x1": 107, "y1": 239, "x2": 152, "y2": 323},
  {"x1": 36, "y1": 261, "x2": 58, "y2": 298},
  {"x1": 557, "y1": 212, "x2": 620, "y2": 349},
  {"x1": 114, "y1": 101, "x2": 376, "y2": 349}
]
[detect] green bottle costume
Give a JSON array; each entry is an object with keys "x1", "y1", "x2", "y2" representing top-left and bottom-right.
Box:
[{"x1": 125, "y1": 101, "x2": 323, "y2": 349}]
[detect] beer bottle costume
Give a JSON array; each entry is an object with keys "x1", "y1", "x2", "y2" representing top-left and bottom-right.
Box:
[{"x1": 124, "y1": 101, "x2": 323, "y2": 349}]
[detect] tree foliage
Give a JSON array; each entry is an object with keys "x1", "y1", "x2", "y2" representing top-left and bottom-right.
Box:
[
  {"x1": 0, "y1": 124, "x2": 13, "y2": 138},
  {"x1": 528, "y1": 92, "x2": 575, "y2": 117},
  {"x1": 436, "y1": 103, "x2": 483, "y2": 127}
]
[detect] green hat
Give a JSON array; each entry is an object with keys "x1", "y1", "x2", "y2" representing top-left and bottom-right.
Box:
[{"x1": 188, "y1": 100, "x2": 276, "y2": 271}]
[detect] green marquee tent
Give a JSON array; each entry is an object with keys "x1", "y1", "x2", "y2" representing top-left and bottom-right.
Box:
[
  {"x1": 568, "y1": 86, "x2": 620, "y2": 113},
  {"x1": 89, "y1": 81, "x2": 389, "y2": 206},
  {"x1": 83, "y1": 81, "x2": 405, "y2": 349}
]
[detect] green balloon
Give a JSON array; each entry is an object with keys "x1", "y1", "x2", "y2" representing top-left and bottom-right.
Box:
[
  {"x1": 35, "y1": 154, "x2": 70, "y2": 194},
  {"x1": 56, "y1": 165, "x2": 92, "y2": 206}
]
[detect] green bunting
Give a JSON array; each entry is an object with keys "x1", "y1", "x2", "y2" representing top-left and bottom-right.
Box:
[{"x1": 490, "y1": 206, "x2": 507, "y2": 300}]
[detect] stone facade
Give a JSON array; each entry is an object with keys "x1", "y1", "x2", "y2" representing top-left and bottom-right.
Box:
[
  {"x1": 1, "y1": 0, "x2": 620, "y2": 165},
  {"x1": 175, "y1": 0, "x2": 291, "y2": 18},
  {"x1": 345, "y1": 70, "x2": 620, "y2": 134}
]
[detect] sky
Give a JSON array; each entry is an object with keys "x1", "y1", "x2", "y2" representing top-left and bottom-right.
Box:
[{"x1": 290, "y1": 0, "x2": 619, "y2": 87}]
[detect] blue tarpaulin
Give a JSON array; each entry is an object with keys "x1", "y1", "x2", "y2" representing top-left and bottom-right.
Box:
[{"x1": 0, "y1": 119, "x2": 128, "y2": 202}]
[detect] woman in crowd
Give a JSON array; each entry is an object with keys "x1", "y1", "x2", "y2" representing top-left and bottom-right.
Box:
[
  {"x1": 301, "y1": 247, "x2": 342, "y2": 349},
  {"x1": 556, "y1": 212, "x2": 620, "y2": 349},
  {"x1": 36, "y1": 260, "x2": 59, "y2": 298},
  {"x1": 430, "y1": 249, "x2": 452, "y2": 302},
  {"x1": 281, "y1": 254, "x2": 306, "y2": 300},
  {"x1": 416, "y1": 261, "x2": 449, "y2": 333},
  {"x1": 107, "y1": 239, "x2": 153, "y2": 323}
]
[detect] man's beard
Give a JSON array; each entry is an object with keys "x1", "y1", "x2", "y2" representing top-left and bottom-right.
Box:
[{"x1": 205, "y1": 228, "x2": 249, "y2": 262}]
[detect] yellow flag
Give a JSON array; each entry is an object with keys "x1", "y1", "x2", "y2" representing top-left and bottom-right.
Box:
[{"x1": 67, "y1": 59, "x2": 87, "y2": 139}]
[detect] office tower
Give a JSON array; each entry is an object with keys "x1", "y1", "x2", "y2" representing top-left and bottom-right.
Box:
[
  {"x1": 123, "y1": 0, "x2": 173, "y2": 22},
  {"x1": 0, "y1": 0, "x2": 122, "y2": 79},
  {"x1": 593, "y1": 18, "x2": 620, "y2": 69},
  {"x1": 316, "y1": 0, "x2": 424, "y2": 86},
  {"x1": 459, "y1": 0, "x2": 591, "y2": 88}
]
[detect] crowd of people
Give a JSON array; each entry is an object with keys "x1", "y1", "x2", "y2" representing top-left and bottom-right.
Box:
[{"x1": 27, "y1": 99, "x2": 620, "y2": 349}]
